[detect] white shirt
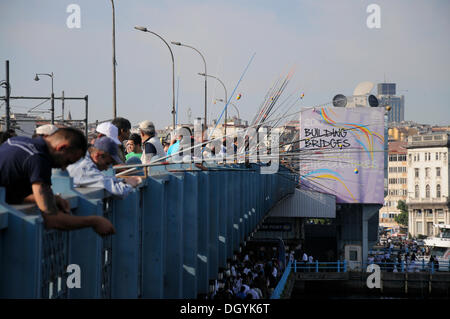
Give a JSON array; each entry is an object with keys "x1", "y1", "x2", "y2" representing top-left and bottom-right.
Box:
[
  {"x1": 231, "y1": 266, "x2": 237, "y2": 277},
  {"x1": 248, "y1": 288, "x2": 260, "y2": 299},
  {"x1": 272, "y1": 267, "x2": 277, "y2": 277},
  {"x1": 242, "y1": 284, "x2": 250, "y2": 295},
  {"x1": 308, "y1": 256, "x2": 313, "y2": 263},
  {"x1": 67, "y1": 152, "x2": 133, "y2": 198},
  {"x1": 302, "y1": 253, "x2": 308, "y2": 262}
]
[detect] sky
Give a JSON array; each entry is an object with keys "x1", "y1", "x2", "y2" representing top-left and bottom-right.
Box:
[{"x1": 0, "y1": 0, "x2": 449, "y2": 128}]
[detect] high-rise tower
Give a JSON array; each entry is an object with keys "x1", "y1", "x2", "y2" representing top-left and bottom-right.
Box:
[{"x1": 377, "y1": 83, "x2": 405, "y2": 124}]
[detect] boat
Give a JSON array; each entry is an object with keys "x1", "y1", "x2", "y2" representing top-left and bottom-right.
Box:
[{"x1": 423, "y1": 224, "x2": 450, "y2": 263}]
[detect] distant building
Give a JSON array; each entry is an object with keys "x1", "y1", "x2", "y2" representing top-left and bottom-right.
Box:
[
  {"x1": 388, "y1": 126, "x2": 419, "y2": 142},
  {"x1": 0, "y1": 113, "x2": 37, "y2": 137},
  {"x1": 377, "y1": 83, "x2": 405, "y2": 124},
  {"x1": 379, "y1": 141, "x2": 408, "y2": 231},
  {"x1": 277, "y1": 120, "x2": 300, "y2": 152},
  {"x1": 431, "y1": 126, "x2": 450, "y2": 133},
  {"x1": 406, "y1": 133, "x2": 450, "y2": 237}
]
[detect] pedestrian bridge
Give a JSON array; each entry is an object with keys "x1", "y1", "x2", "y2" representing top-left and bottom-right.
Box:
[{"x1": 0, "y1": 163, "x2": 296, "y2": 298}]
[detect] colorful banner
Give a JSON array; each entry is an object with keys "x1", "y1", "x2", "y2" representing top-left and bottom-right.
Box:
[{"x1": 299, "y1": 107, "x2": 385, "y2": 204}]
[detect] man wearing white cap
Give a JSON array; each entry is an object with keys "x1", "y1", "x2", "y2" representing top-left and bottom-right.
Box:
[
  {"x1": 34, "y1": 124, "x2": 59, "y2": 137},
  {"x1": 95, "y1": 122, "x2": 121, "y2": 145},
  {"x1": 138, "y1": 120, "x2": 165, "y2": 165}
]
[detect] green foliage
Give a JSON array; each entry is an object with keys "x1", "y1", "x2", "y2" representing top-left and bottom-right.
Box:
[
  {"x1": 397, "y1": 200, "x2": 408, "y2": 214},
  {"x1": 395, "y1": 200, "x2": 408, "y2": 226}
]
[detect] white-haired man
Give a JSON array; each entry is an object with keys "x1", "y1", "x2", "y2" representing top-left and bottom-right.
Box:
[{"x1": 138, "y1": 120, "x2": 165, "y2": 164}]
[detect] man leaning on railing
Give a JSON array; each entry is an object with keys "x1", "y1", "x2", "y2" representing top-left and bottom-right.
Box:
[
  {"x1": 67, "y1": 136, "x2": 142, "y2": 198},
  {"x1": 0, "y1": 128, "x2": 115, "y2": 236}
]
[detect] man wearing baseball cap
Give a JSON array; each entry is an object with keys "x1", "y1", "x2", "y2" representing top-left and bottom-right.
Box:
[{"x1": 67, "y1": 136, "x2": 141, "y2": 197}]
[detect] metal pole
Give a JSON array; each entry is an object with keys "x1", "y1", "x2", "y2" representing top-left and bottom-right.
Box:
[
  {"x1": 171, "y1": 49, "x2": 175, "y2": 130},
  {"x1": 173, "y1": 43, "x2": 207, "y2": 129},
  {"x1": 51, "y1": 92, "x2": 55, "y2": 124},
  {"x1": 204, "y1": 61, "x2": 207, "y2": 130},
  {"x1": 201, "y1": 73, "x2": 226, "y2": 134},
  {"x1": 213, "y1": 76, "x2": 227, "y2": 136},
  {"x1": 62, "y1": 90, "x2": 65, "y2": 124},
  {"x1": 136, "y1": 28, "x2": 175, "y2": 130},
  {"x1": 111, "y1": 0, "x2": 117, "y2": 119},
  {"x1": 230, "y1": 102, "x2": 239, "y2": 120},
  {"x1": 50, "y1": 72, "x2": 54, "y2": 124},
  {"x1": 5, "y1": 60, "x2": 10, "y2": 131},
  {"x1": 85, "y1": 95, "x2": 88, "y2": 139}
]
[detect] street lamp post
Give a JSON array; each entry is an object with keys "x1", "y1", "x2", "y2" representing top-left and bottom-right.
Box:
[
  {"x1": 198, "y1": 73, "x2": 226, "y2": 134},
  {"x1": 135, "y1": 26, "x2": 176, "y2": 130},
  {"x1": 216, "y1": 98, "x2": 240, "y2": 120},
  {"x1": 172, "y1": 41, "x2": 207, "y2": 130},
  {"x1": 110, "y1": 0, "x2": 117, "y2": 119},
  {"x1": 34, "y1": 72, "x2": 54, "y2": 124},
  {"x1": 1, "y1": 61, "x2": 10, "y2": 131}
]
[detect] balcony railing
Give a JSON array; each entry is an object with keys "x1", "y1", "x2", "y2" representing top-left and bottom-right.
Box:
[{"x1": 407, "y1": 196, "x2": 448, "y2": 204}]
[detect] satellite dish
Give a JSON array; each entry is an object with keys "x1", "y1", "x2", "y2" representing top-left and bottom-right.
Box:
[
  {"x1": 368, "y1": 94, "x2": 379, "y2": 107},
  {"x1": 332, "y1": 94, "x2": 347, "y2": 107},
  {"x1": 353, "y1": 81, "x2": 374, "y2": 96}
]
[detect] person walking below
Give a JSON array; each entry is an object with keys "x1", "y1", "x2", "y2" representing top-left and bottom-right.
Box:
[{"x1": 302, "y1": 252, "x2": 308, "y2": 272}]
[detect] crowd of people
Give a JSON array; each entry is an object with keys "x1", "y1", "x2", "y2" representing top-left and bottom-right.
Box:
[
  {"x1": 369, "y1": 237, "x2": 441, "y2": 272},
  {"x1": 0, "y1": 117, "x2": 175, "y2": 237},
  {"x1": 0, "y1": 119, "x2": 253, "y2": 238},
  {"x1": 206, "y1": 245, "x2": 285, "y2": 300}
]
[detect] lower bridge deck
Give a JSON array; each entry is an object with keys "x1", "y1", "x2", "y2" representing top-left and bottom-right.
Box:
[{"x1": 287, "y1": 271, "x2": 450, "y2": 299}]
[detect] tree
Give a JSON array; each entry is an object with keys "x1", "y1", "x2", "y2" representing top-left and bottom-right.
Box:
[{"x1": 395, "y1": 200, "x2": 408, "y2": 226}]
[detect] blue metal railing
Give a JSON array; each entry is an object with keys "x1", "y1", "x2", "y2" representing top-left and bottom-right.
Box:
[
  {"x1": 0, "y1": 163, "x2": 297, "y2": 298},
  {"x1": 290, "y1": 260, "x2": 450, "y2": 273},
  {"x1": 271, "y1": 260, "x2": 292, "y2": 299},
  {"x1": 292, "y1": 260, "x2": 348, "y2": 273}
]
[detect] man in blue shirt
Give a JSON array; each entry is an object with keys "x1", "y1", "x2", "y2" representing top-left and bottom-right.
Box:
[
  {"x1": 0, "y1": 127, "x2": 115, "y2": 236},
  {"x1": 67, "y1": 136, "x2": 142, "y2": 197}
]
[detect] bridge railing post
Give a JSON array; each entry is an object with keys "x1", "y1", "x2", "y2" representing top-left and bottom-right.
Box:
[
  {"x1": 315, "y1": 260, "x2": 319, "y2": 273},
  {"x1": 401, "y1": 260, "x2": 404, "y2": 272},
  {"x1": 343, "y1": 260, "x2": 347, "y2": 272},
  {"x1": 337, "y1": 260, "x2": 340, "y2": 273},
  {"x1": 294, "y1": 260, "x2": 297, "y2": 273}
]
